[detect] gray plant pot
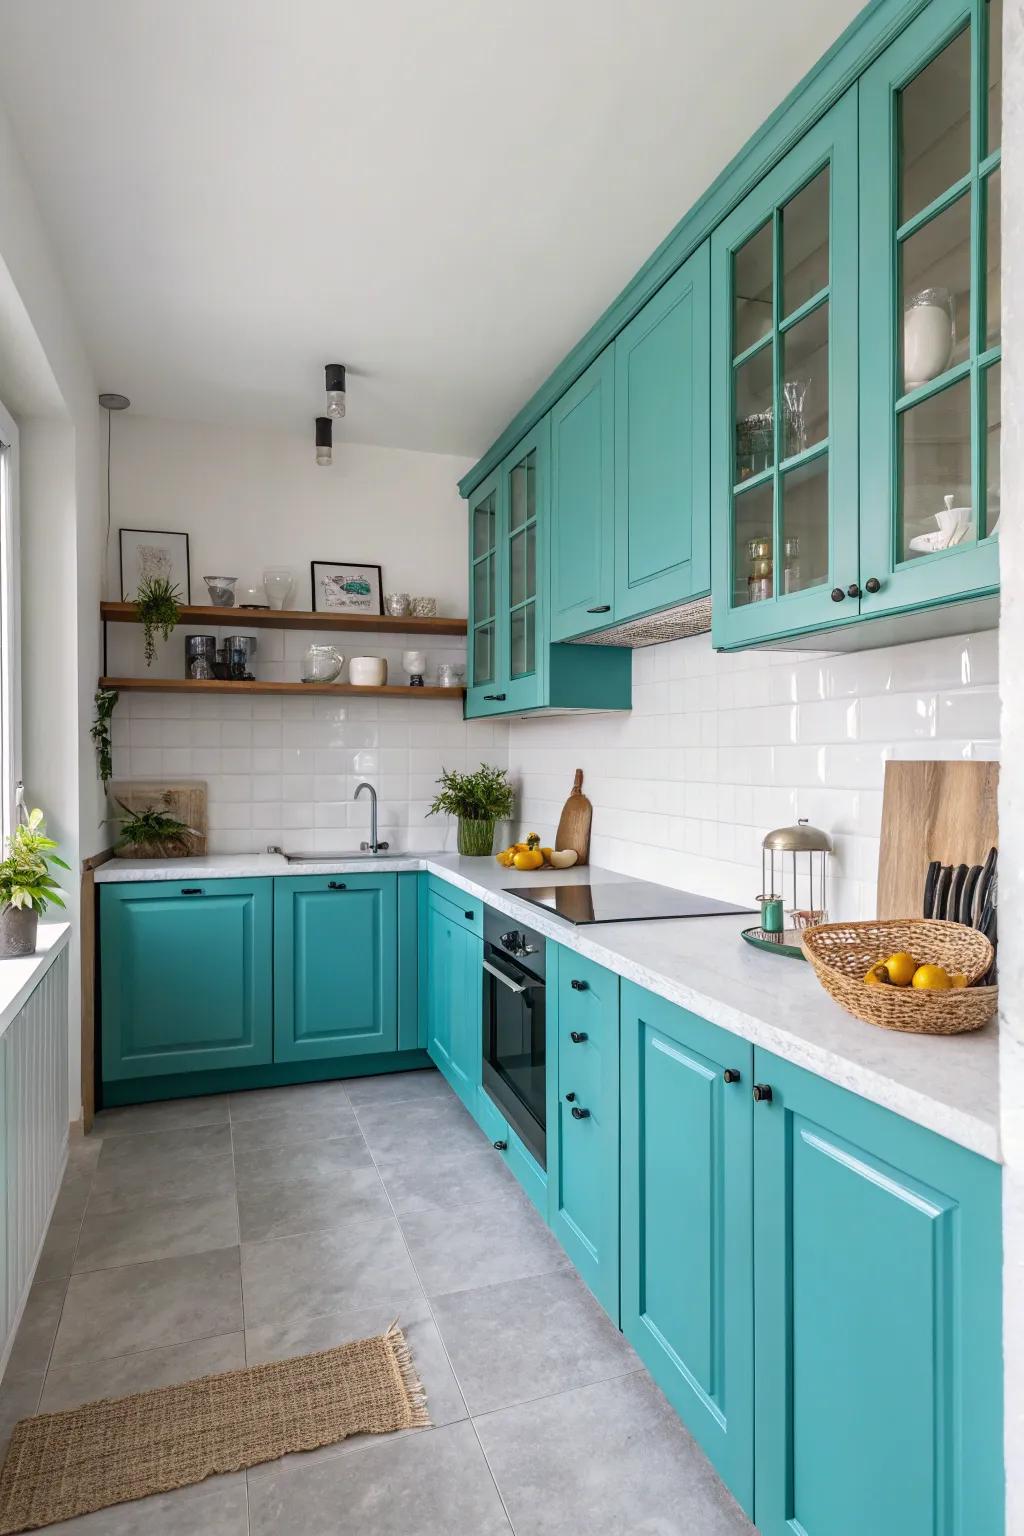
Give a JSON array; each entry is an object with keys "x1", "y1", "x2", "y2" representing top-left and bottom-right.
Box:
[{"x1": 0, "y1": 906, "x2": 38, "y2": 959}]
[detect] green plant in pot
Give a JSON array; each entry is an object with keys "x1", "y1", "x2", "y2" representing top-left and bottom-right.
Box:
[
  {"x1": 0, "y1": 809, "x2": 68, "y2": 958},
  {"x1": 112, "y1": 798, "x2": 197, "y2": 860},
  {"x1": 135, "y1": 576, "x2": 182, "y2": 666},
  {"x1": 428, "y1": 763, "x2": 514, "y2": 857}
]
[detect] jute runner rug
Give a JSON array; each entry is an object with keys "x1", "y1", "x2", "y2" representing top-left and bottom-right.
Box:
[{"x1": 0, "y1": 1323, "x2": 429, "y2": 1533}]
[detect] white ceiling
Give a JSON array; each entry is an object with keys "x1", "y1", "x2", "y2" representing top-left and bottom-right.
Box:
[{"x1": 0, "y1": 0, "x2": 863, "y2": 457}]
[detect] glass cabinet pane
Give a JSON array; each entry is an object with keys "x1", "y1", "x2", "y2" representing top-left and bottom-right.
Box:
[
  {"x1": 900, "y1": 26, "x2": 971, "y2": 222},
  {"x1": 732, "y1": 481, "x2": 774, "y2": 605},
  {"x1": 782, "y1": 168, "x2": 830, "y2": 317},
  {"x1": 985, "y1": 360, "x2": 1001, "y2": 535},
  {"x1": 900, "y1": 193, "x2": 971, "y2": 390},
  {"x1": 734, "y1": 221, "x2": 773, "y2": 355},
  {"x1": 735, "y1": 346, "x2": 774, "y2": 483},
  {"x1": 782, "y1": 303, "x2": 829, "y2": 456},
  {"x1": 473, "y1": 492, "x2": 495, "y2": 557},
  {"x1": 988, "y1": 0, "x2": 1002, "y2": 155},
  {"x1": 899, "y1": 374, "x2": 973, "y2": 559},
  {"x1": 474, "y1": 558, "x2": 494, "y2": 622},
  {"x1": 509, "y1": 525, "x2": 536, "y2": 608},
  {"x1": 510, "y1": 606, "x2": 535, "y2": 678},
  {"x1": 781, "y1": 455, "x2": 830, "y2": 593},
  {"x1": 474, "y1": 624, "x2": 494, "y2": 685},
  {"x1": 986, "y1": 168, "x2": 1001, "y2": 347},
  {"x1": 509, "y1": 460, "x2": 527, "y2": 531}
]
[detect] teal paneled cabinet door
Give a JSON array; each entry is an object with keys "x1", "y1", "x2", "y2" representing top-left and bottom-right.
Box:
[
  {"x1": 549, "y1": 347, "x2": 615, "y2": 640},
  {"x1": 425, "y1": 889, "x2": 482, "y2": 1112},
  {"x1": 620, "y1": 982, "x2": 755, "y2": 1515},
  {"x1": 548, "y1": 948, "x2": 620, "y2": 1322},
  {"x1": 100, "y1": 880, "x2": 273, "y2": 1080},
  {"x1": 614, "y1": 242, "x2": 711, "y2": 625},
  {"x1": 274, "y1": 875, "x2": 398, "y2": 1062},
  {"x1": 752, "y1": 1048, "x2": 1003, "y2": 1536}
]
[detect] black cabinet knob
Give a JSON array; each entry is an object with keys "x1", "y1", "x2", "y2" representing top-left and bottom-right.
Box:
[
  {"x1": 327, "y1": 881, "x2": 347, "y2": 890},
  {"x1": 570, "y1": 979, "x2": 588, "y2": 992},
  {"x1": 586, "y1": 605, "x2": 611, "y2": 614},
  {"x1": 464, "y1": 911, "x2": 475, "y2": 921},
  {"x1": 865, "y1": 577, "x2": 881, "y2": 594},
  {"x1": 830, "y1": 587, "x2": 846, "y2": 603},
  {"x1": 571, "y1": 1105, "x2": 591, "y2": 1120},
  {"x1": 723, "y1": 1068, "x2": 741, "y2": 1084},
  {"x1": 565, "y1": 1091, "x2": 576, "y2": 1102},
  {"x1": 483, "y1": 693, "x2": 507, "y2": 701},
  {"x1": 752, "y1": 1083, "x2": 773, "y2": 1103},
  {"x1": 493, "y1": 1140, "x2": 508, "y2": 1151},
  {"x1": 847, "y1": 582, "x2": 862, "y2": 599},
  {"x1": 569, "y1": 1030, "x2": 588, "y2": 1044}
]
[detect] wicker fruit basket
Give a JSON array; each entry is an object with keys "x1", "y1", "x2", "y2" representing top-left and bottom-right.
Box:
[{"x1": 800, "y1": 919, "x2": 996, "y2": 1035}]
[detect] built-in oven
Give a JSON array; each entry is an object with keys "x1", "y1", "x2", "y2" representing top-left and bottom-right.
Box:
[{"x1": 481, "y1": 909, "x2": 547, "y2": 1170}]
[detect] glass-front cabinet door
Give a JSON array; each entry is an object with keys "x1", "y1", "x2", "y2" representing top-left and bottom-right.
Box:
[
  {"x1": 466, "y1": 469, "x2": 503, "y2": 717},
  {"x1": 859, "y1": 0, "x2": 1001, "y2": 615},
  {"x1": 711, "y1": 91, "x2": 860, "y2": 649}
]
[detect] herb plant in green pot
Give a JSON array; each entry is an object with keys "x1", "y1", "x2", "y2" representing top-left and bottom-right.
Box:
[
  {"x1": 428, "y1": 763, "x2": 515, "y2": 857},
  {"x1": 0, "y1": 809, "x2": 68, "y2": 958}
]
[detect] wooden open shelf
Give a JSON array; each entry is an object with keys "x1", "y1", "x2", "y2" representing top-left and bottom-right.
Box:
[
  {"x1": 101, "y1": 602, "x2": 467, "y2": 638},
  {"x1": 99, "y1": 676, "x2": 465, "y2": 701}
]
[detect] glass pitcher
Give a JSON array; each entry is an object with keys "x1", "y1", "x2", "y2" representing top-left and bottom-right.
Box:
[{"x1": 301, "y1": 644, "x2": 344, "y2": 684}]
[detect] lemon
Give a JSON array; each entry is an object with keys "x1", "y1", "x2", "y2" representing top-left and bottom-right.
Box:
[
  {"x1": 882, "y1": 951, "x2": 917, "y2": 987},
  {"x1": 911, "y1": 963, "x2": 952, "y2": 990},
  {"x1": 863, "y1": 964, "x2": 890, "y2": 987}
]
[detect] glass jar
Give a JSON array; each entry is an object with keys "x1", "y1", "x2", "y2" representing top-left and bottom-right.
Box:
[
  {"x1": 782, "y1": 536, "x2": 801, "y2": 595},
  {"x1": 746, "y1": 537, "x2": 773, "y2": 603},
  {"x1": 903, "y1": 286, "x2": 955, "y2": 390},
  {"x1": 301, "y1": 644, "x2": 344, "y2": 684}
]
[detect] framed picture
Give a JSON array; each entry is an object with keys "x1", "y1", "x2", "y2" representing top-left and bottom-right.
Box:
[
  {"x1": 119, "y1": 528, "x2": 191, "y2": 602},
  {"x1": 311, "y1": 561, "x2": 384, "y2": 615}
]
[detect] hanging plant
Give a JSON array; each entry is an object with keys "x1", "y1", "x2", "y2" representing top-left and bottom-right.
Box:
[
  {"x1": 135, "y1": 576, "x2": 182, "y2": 665},
  {"x1": 90, "y1": 687, "x2": 119, "y2": 784}
]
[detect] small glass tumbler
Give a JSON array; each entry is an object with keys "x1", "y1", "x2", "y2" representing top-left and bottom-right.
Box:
[
  {"x1": 384, "y1": 593, "x2": 411, "y2": 617},
  {"x1": 410, "y1": 596, "x2": 437, "y2": 617}
]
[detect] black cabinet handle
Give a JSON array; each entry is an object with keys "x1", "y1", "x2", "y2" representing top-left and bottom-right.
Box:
[
  {"x1": 847, "y1": 582, "x2": 862, "y2": 599},
  {"x1": 483, "y1": 693, "x2": 507, "y2": 701},
  {"x1": 865, "y1": 577, "x2": 881, "y2": 594},
  {"x1": 752, "y1": 1083, "x2": 773, "y2": 1103},
  {"x1": 586, "y1": 605, "x2": 611, "y2": 614},
  {"x1": 571, "y1": 1105, "x2": 591, "y2": 1120},
  {"x1": 565, "y1": 1091, "x2": 576, "y2": 1102},
  {"x1": 181, "y1": 887, "x2": 203, "y2": 895},
  {"x1": 723, "y1": 1068, "x2": 741, "y2": 1084},
  {"x1": 570, "y1": 979, "x2": 588, "y2": 992},
  {"x1": 570, "y1": 1030, "x2": 588, "y2": 1044},
  {"x1": 493, "y1": 1139, "x2": 508, "y2": 1151},
  {"x1": 328, "y1": 881, "x2": 347, "y2": 891},
  {"x1": 464, "y1": 911, "x2": 475, "y2": 921},
  {"x1": 830, "y1": 587, "x2": 846, "y2": 603}
]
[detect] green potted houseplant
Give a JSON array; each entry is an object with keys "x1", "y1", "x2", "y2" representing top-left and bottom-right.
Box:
[
  {"x1": 428, "y1": 763, "x2": 515, "y2": 856},
  {"x1": 135, "y1": 576, "x2": 182, "y2": 666},
  {"x1": 112, "y1": 798, "x2": 197, "y2": 860},
  {"x1": 0, "y1": 809, "x2": 68, "y2": 958}
]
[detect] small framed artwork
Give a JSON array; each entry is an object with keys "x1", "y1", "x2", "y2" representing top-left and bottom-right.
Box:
[
  {"x1": 311, "y1": 561, "x2": 384, "y2": 615},
  {"x1": 120, "y1": 528, "x2": 191, "y2": 602}
]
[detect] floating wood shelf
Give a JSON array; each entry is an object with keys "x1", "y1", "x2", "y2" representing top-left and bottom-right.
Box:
[
  {"x1": 101, "y1": 602, "x2": 467, "y2": 638},
  {"x1": 100, "y1": 677, "x2": 465, "y2": 701}
]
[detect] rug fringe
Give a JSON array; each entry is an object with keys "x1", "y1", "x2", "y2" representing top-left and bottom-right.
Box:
[{"x1": 385, "y1": 1320, "x2": 433, "y2": 1429}]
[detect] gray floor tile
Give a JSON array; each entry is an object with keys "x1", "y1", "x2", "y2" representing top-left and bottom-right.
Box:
[
  {"x1": 74, "y1": 1192, "x2": 239, "y2": 1272},
  {"x1": 357, "y1": 1097, "x2": 485, "y2": 1165},
  {"x1": 35, "y1": 1218, "x2": 82, "y2": 1282},
  {"x1": 6, "y1": 1278, "x2": 66, "y2": 1376},
  {"x1": 247, "y1": 1419, "x2": 512, "y2": 1535},
  {"x1": 93, "y1": 1094, "x2": 229, "y2": 1138},
  {"x1": 379, "y1": 1143, "x2": 522, "y2": 1219},
  {"x1": 228, "y1": 1080, "x2": 352, "y2": 1121},
  {"x1": 88, "y1": 1154, "x2": 236, "y2": 1213},
  {"x1": 41, "y1": 1471, "x2": 249, "y2": 1534},
  {"x1": 66, "y1": 1133, "x2": 103, "y2": 1179},
  {"x1": 51, "y1": 1246, "x2": 243, "y2": 1367},
  {"x1": 400, "y1": 1188, "x2": 569, "y2": 1298},
  {"x1": 345, "y1": 1068, "x2": 452, "y2": 1110},
  {"x1": 230, "y1": 1102, "x2": 359, "y2": 1154},
  {"x1": 0, "y1": 1373, "x2": 43, "y2": 1457},
  {"x1": 95, "y1": 1123, "x2": 232, "y2": 1178},
  {"x1": 233, "y1": 1132, "x2": 373, "y2": 1192},
  {"x1": 40, "y1": 1331, "x2": 246, "y2": 1412},
  {"x1": 241, "y1": 1215, "x2": 421, "y2": 1327},
  {"x1": 52, "y1": 1176, "x2": 92, "y2": 1225},
  {"x1": 237, "y1": 1167, "x2": 390, "y2": 1244},
  {"x1": 476, "y1": 1370, "x2": 756, "y2": 1536},
  {"x1": 432, "y1": 1268, "x2": 637, "y2": 1415}
]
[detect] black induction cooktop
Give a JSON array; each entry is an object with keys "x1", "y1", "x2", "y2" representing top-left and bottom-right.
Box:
[{"x1": 505, "y1": 879, "x2": 754, "y2": 926}]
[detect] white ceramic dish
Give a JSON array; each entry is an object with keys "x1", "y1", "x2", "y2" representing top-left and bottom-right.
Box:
[{"x1": 348, "y1": 656, "x2": 388, "y2": 686}]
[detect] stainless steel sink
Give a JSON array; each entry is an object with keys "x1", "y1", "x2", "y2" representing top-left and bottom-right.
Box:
[{"x1": 266, "y1": 846, "x2": 400, "y2": 863}]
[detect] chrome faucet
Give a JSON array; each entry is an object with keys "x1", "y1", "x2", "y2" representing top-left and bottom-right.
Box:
[{"x1": 354, "y1": 782, "x2": 388, "y2": 854}]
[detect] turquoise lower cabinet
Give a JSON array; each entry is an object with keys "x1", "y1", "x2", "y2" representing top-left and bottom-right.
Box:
[
  {"x1": 100, "y1": 880, "x2": 273, "y2": 1080},
  {"x1": 620, "y1": 982, "x2": 755, "y2": 1514},
  {"x1": 548, "y1": 948, "x2": 620, "y2": 1322},
  {"x1": 752, "y1": 1048, "x2": 1003, "y2": 1536},
  {"x1": 425, "y1": 887, "x2": 482, "y2": 1112},
  {"x1": 274, "y1": 875, "x2": 398, "y2": 1062}
]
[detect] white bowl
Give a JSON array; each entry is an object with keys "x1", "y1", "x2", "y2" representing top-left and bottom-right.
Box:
[{"x1": 348, "y1": 656, "x2": 388, "y2": 687}]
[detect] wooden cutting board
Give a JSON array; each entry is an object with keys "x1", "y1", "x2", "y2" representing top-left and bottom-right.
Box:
[
  {"x1": 876, "y1": 760, "x2": 998, "y2": 918},
  {"x1": 555, "y1": 769, "x2": 593, "y2": 866},
  {"x1": 108, "y1": 781, "x2": 209, "y2": 857}
]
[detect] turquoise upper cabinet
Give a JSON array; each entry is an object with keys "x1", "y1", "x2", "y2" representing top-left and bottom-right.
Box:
[
  {"x1": 548, "y1": 948, "x2": 620, "y2": 1323},
  {"x1": 549, "y1": 347, "x2": 615, "y2": 640},
  {"x1": 711, "y1": 90, "x2": 860, "y2": 649},
  {"x1": 425, "y1": 885, "x2": 482, "y2": 1112},
  {"x1": 752, "y1": 1048, "x2": 1002, "y2": 1536},
  {"x1": 620, "y1": 983, "x2": 755, "y2": 1515},
  {"x1": 614, "y1": 243, "x2": 711, "y2": 624},
  {"x1": 859, "y1": 0, "x2": 1001, "y2": 617},
  {"x1": 101, "y1": 880, "x2": 273, "y2": 1080},
  {"x1": 466, "y1": 467, "x2": 504, "y2": 718},
  {"x1": 274, "y1": 874, "x2": 398, "y2": 1062}
]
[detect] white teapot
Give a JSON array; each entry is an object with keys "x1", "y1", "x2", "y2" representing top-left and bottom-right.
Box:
[{"x1": 301, "y1": 644, "x2": 344, "y2": 684}]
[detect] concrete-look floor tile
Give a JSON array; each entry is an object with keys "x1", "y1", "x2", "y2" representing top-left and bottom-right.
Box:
[
  {"x1": 247, "y1": 1419, "x2": 512, "y2": 1536},
  {"x1": 228, "y1": 1080, "x2": 352, "y2": 1121},
  {"x1": 93, "y1": 1094, "x2": 229, "y2": 1139},
  {"x1": 345, "y1": 1068, "x2": 452, "y2": 1110},
  {"x1": 230, "y1": 1102, "x2": 359, "y2": 1154},
  {"x1": 88, "y1": 1154, "x2": 236, "y2": 1213},
  {"x1": 241, "y1": 1215, "x2": 421, "y2": 1327},
  {"x1": 379, "y1": 1143, "x2": 522, "y2": 1219},
  {"x1": 95, "y1": 1123, "x2": 232, "y2": 1179},
  {"x1": 41, "y1": 1471, "x2": 249, "y2": 1535},
  {"x1": 399, "y1": 1190, "x2": 569, "y2": 1298},
  {"x1": 51, "y1": 1246, "x2": 243, "y2": 1367},
  {"x1": 40, "y1": 1331, "x2": 246, "y2": 1412},
  {"x1": 6, "y1": 1278, "x2": 66, "y2": 1377},
  {"x1": 237, "y1": 1167, "x2": 389, "y2": 1244},
  {"x1": 431, "y1": 1269, "x2": 637, "y2": 1415},
  {"x1": 52, "y1": 1176, "x2": 92, "y2": 1225},
  {"x1": 74, "y1": 1192, "x2": 239, "y2": 1272},
  {"x1": 35, "y1": 1219, "x2": 82, "y2": 1282},
  {"x1": 476, "y1": 1370, "x2": 756, "y2": 1536},
  {"x1": 233, "y1": 1132, "x2": 372, "y2": 1193},
  {"x1": 66, "y1": 1133, "x2": 103, "y2": 1179},
  {"x1": 356, "y1": 1098, "x2": 484, "y2": 1165},
  {"x1": 0, "y1": 1373, "x2": 43, "y2": 1457}
]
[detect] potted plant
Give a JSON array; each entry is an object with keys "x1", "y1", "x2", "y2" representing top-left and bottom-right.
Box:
[
  {"x1": 428, "y1": 763, "x2": 515, "y2": 857},
  {"x1": 113, "y1": 798, "x2": 197, "y2": 859},
  {"x1": 135, "y1": 575, "x2": 182, "y2": 666},
  {"x1": 0, "y1": 809, "x2": 68, "y2": 958}
]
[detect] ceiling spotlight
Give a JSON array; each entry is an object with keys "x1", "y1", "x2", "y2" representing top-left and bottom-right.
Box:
[
  {"x1": 315, "y1": 416, "x2": 333, "y2": 467},
  {"x1": 98, "y1": 393, "x2": 130, "y2": 411},
  {"x1": 325, "y1": 364, "x2": 346, "y2": 418}
]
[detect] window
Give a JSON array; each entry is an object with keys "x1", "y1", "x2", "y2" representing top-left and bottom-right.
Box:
[{"x1": 0, "y1": 399, "x2": 21, "y2": 844}]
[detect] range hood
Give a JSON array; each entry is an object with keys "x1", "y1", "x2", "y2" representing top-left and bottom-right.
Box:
[{"x1": 565, "y1": 595, "x2": 711, "y2": 648}]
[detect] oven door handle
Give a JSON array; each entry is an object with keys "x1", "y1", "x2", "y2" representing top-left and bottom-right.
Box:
[{"x1": 482, "y1": 958, "x2": 537, "y2": 995}]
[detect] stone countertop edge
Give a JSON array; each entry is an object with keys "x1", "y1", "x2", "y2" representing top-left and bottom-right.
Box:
[
  {"x1": 0, "y1": 923, "x2": 71, "y2": 1043},
  {"x1": 94, "y1": 854, "x2": 1000, "y2": 1162}
]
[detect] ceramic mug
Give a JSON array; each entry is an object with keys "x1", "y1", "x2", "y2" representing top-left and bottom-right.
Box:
[{"x1": 348, "y1": 656, "x2": 388, "y2": 687}]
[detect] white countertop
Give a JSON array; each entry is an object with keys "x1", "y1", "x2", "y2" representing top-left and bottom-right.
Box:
[
  {"x1": 97, "y1": 853, "x2": 1000, "y2": 1161},
  {"x1": 0, "y1": 923, "x2": 71, "y2": 1042}
]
